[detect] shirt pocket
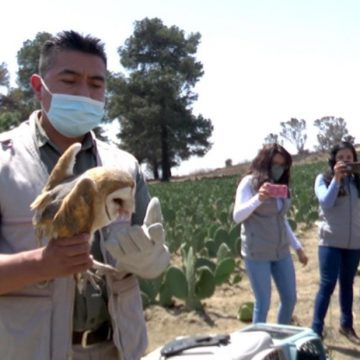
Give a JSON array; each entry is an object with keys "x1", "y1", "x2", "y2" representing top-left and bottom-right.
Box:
[{"x1": 0, "y1": 295, "x2": 52, "y2": 360}]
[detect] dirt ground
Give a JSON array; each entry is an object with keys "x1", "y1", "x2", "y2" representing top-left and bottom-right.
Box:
[{"x1": 142, "y1": 226, "x2": 360, "y2": 359}]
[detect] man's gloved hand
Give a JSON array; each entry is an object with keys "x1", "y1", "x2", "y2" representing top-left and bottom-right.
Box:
[{"x1": 105, "y1": 197, "x2": 170, "y2": 278}]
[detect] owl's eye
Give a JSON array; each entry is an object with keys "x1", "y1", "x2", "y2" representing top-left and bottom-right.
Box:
[{"x1": 113, "y1": 198, "x2": 123, "y2": 207}]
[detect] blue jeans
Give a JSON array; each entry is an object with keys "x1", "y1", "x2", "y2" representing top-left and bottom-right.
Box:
[
  {"x1": 245, "y1": 254, "x2": 297, "y2": 324},
  {"x1": 312, "y1": 246, "x2": 360, "y2": 336}
]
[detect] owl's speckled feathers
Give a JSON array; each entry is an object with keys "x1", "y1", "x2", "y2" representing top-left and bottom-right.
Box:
[{"x1": 30, "y1": 142, "x2": 135, "y2": 291}]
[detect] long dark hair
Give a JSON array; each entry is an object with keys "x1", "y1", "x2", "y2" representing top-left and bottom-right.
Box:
[
  {"x1": 324, "y1": 141, "x2": 360, "y2": 197},
  {"x1": 248, "y1": 143, "x2": 292, "y2": 191}
]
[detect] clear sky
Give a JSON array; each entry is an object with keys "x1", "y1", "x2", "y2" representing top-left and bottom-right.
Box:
[{"x1": 2, "y1": 0, "x2": 360, "y2": 175}]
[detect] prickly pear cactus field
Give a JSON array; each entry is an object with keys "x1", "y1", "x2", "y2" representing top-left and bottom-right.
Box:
[
  {"x1": 142, "y1": 159, "x2": 360, "y2": 359},
  {"x1": 144, "y1": 161, "x2": 324, "y2": 311}
]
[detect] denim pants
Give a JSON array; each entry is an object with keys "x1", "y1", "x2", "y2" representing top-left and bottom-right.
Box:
[
  {"x1": 312, "y1": 246, "x2": 360, "y2": 336},
  {"x1": 244, "y1": 254, "x2": 297, "y2": 324}
]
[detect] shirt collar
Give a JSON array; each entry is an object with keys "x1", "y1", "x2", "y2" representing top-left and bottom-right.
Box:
[{"x1": 33, "y1": 110, "x2": 97, "y2": 152}]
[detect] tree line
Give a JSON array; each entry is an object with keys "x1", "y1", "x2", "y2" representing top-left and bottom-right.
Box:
[
  {"x1": 0, "y1": 18, "x2": 213, "y2": 181},
  {"x1": 263, "y1": 117, "x2": 355, "y2": 154},
  {"x1": 1, "y1": 19, "x2": 356, "y2": 180}
]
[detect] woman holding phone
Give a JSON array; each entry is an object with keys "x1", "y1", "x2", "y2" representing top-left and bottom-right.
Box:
[
  {"x1": 312, "y1": 141, "x2": 360, "y2": 343},
  {"x1": 233, "y1": 143, "x2": 308, "y2": 324}
]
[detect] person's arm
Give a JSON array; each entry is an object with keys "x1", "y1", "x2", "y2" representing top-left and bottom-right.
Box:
[
  {"x1": 284, "y1": 220, "x2": 308, "y2": 265},
  {"x1": 0, "y1": 234, "x2": 92, "y2": 295},
  {"x1": 233, "y1": 176, "x2": 262, "y2": 223},
  {"x1": 285, "y1": 220, "x2": 302, "y2": 250},
  {"x1": 0, "y1": 249, "x2": 46, "y2": 294},
  {"x1": 314, "y1": 175, "x2": 340, "y2": 208}
]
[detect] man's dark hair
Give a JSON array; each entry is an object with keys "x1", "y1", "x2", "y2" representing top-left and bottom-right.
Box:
[{"x1": 39, "y1": 30, "x2": 107, "y2": 75}]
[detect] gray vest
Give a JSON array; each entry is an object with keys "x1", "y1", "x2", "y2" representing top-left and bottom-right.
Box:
[
  {"x1": 318, "y1": 176, "x2": 360, "y2": 249},
  {"x1": 241, "y1": 190, "x2": 292, "y2": 261}
]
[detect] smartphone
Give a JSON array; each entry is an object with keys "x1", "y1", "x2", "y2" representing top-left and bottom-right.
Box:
[
  {"x1": 346, "y1": 162, "x2": 360, "y2": 175},
  {"x1": 267, "y1": 184, "x2": 288, "y2": 198}
]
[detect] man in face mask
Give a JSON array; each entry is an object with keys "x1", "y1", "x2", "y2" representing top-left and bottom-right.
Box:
[
  {"x1": 0, "y1": 30, "x2": 170, "y2": 360},
  {"x1": 31, "y1": 35, "x2": 107, "y2": 150}
]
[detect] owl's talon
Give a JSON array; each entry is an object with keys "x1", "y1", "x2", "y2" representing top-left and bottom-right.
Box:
[
  {"x1": 92, "y1": 259, "x2": 119, "y2": 276},
  {"x1": 76, "y1": 270, "x2": 103, "y2": 294},
  {"x1": 87, "y1": 273, "x2": 102, "y2": 294}
]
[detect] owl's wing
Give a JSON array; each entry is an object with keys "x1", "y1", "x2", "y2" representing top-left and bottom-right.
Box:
[
  {"x1": 52, "y1": 177, "x2": 97, "y2": 238},
  {"x1": 30, "y1": 191, "x2": 52, "y2": 214},
  {"x1": 31, "y1": 191, "x2": 60, "y2": 238},
  {"x1": 45, "y1": 143, "x2": 82, "y2": 191}
]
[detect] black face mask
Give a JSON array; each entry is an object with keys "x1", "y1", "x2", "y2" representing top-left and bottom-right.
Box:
[{"x1": 270, "y1": 164, "x2": 285, "y2": 182}]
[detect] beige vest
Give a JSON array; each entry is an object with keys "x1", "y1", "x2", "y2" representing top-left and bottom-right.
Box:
[{"x1": 0, "y1": 112, "x2": 149, "y2": 360}]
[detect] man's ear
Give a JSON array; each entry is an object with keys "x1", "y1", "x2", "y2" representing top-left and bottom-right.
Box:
[{"x1": 30, "y1": 74, "x2": 43, "y2": 101}]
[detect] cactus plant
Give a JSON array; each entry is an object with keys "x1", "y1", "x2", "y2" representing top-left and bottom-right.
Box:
[
  {"x1": 164, "y1": 266, "x2": 188, "y2": 300},
  {"x1": 139, "y1": 276, "x2": 163, "y2": 307},
  {"x1": 195, "y1": 266, "x2": 215, "y2": 300},
  {"x1": 216, "y1": 242, "x2": 232, "y2": 261},
  {"x1": 238, "y1": 301, "x2": 254, "y2": 322},
  {"x1": 214, "y1": 257, "x2": 236, "y2": 285},
  {"x1": 228, "y1": 224, "x2": 241, "y2": 256},
  {"x1": 159, "y1": 282, "x2": 173, "y2": 307},
  {"x1": 161, "y1": 246, "x2": 216, "y2": 310}
]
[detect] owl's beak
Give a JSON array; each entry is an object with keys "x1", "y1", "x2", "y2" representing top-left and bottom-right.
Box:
[{"x1": 118, "y1": 208, "x2": 130, "y2": 217}]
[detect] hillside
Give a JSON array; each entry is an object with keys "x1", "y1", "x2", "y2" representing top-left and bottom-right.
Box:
[{"x1": 170, "y1": 149, "x2": 330, "y2": 182}]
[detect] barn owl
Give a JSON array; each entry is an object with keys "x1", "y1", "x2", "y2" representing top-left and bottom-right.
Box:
[{"x1": 30, "y1": 142, "x2": 135, "y2": 292}]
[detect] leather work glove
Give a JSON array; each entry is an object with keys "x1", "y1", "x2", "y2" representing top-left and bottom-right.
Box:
[{"x1": 105, "y1": 197, "x2": 170, "y2": 278}]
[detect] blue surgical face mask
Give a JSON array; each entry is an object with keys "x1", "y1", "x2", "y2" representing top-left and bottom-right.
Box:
[
  {"x1": 41, "y1": 79, "x2": 105, "y2": 138},
  {"x1": 270, "y1": 164, "x2": 286, "y2": 182}
]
